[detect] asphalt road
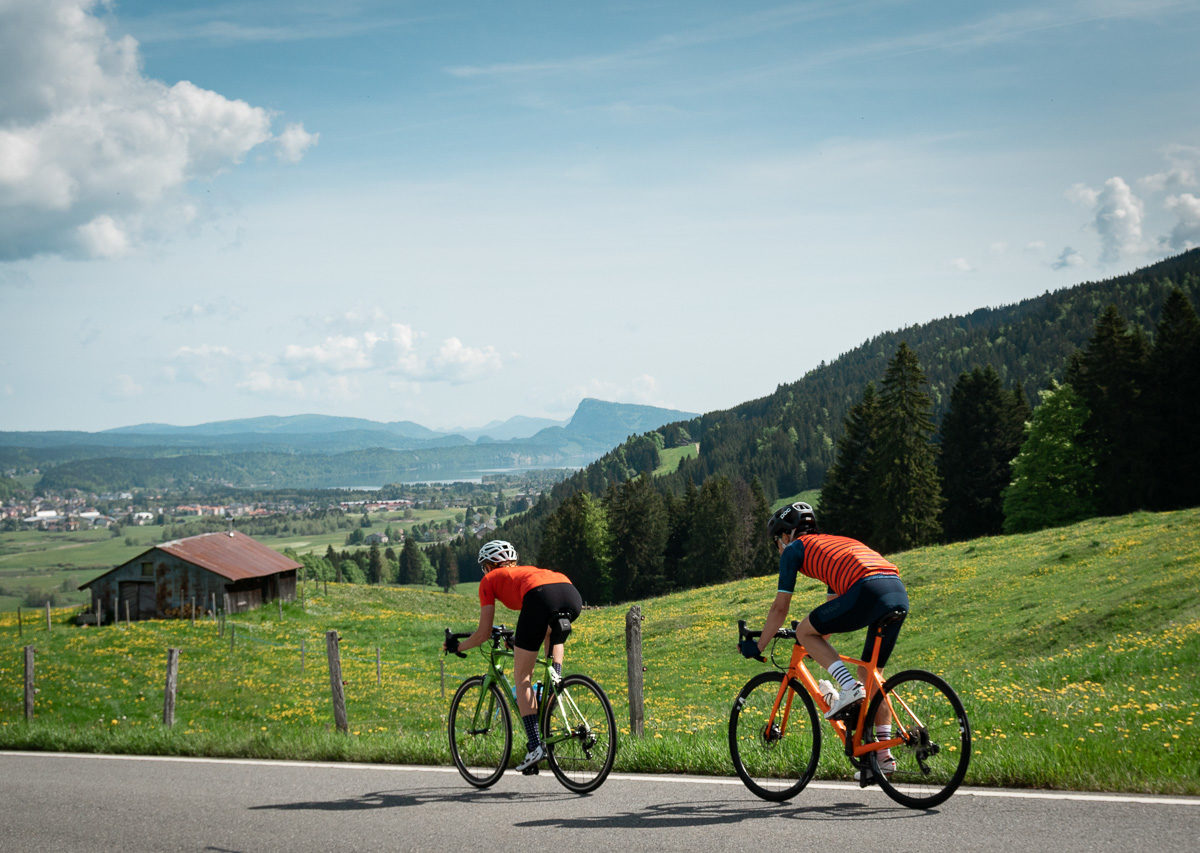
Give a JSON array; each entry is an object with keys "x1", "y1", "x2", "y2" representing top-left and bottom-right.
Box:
[{"x1": 2, "y1": 752, "x2": 1197, "y2": 852}]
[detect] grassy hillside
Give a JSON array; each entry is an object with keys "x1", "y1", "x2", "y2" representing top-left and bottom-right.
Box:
[{"x1": 1, "y1": 508, "x2": 1196, "y2": 794}]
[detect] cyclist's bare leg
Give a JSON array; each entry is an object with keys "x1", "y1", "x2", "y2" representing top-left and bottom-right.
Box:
[
  {"x1": 795, "y1": 616, "x2": 841, "y2": 670},
  {"x1": 513, "y1": 646, "x2": 538, "y2": 716}
]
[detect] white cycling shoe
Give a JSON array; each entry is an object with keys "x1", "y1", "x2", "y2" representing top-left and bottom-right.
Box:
[
  {"x1": 516, "y1": 742, "x2": 546, "y2": 774},
  {"x1": 823, "y1": 681, "x2": 865, "y2": 719}
]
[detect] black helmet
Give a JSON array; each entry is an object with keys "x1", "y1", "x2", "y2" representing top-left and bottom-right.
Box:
[{"x1": 767, "y1": 502, "x2": 817, "y2": 538}]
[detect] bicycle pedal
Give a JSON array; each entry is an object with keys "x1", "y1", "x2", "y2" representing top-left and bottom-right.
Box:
[{"x1": 521, "y1": 766, "x2": 540, "y2": 776}]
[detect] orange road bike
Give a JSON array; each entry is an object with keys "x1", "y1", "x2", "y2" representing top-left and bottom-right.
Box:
[{"x1": 730, "y1": 609, "x2": 971, "y2": 808}]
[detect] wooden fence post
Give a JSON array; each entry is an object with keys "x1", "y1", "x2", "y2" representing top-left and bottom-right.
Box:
[
  {"x1": 24, "y1": 645, "x2": 34, "y2": 721},
  {"x1": 112, "y1": 595, "x2": 118, "y2": 627},
  {"x1": 626, "y1": 605, "x2": 644, "y2": 737},
  {"x1": 98, "y1": 598, "x2": 104, "y2": 627},
  {"x1": 124, "y1": 600, "x2": 130, "y2": 627},
  {"x1": 230, "y1": 623, "x2": 236, "y2": 652},
  {"x1": 190, "y1": 597, "x2": 196, "y2": 627},
  {"x1": 376, "y1": 646, "x2": 382, "y2": 686},
  {"x1": 326, "y1": 630, "x2": 348, "y2": 734},
  {"x1": 278, "y1": 597, "x2": 283, "y2": 620},
  {"x1": 45, "y1": 601, "x2": 51, "y2": 632},
  {"x1": 211, "y1": 593, "x2": 217, "y2": 621},
  {"x1": 163, "y1": 648, "x2": 180, "y2": 727}
]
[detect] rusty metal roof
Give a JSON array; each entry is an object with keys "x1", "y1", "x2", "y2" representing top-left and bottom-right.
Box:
[{"x1": 157, "y1": 530, "x2": 301, "y2": 581}]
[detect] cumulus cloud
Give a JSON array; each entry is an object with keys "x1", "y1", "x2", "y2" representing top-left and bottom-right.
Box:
[
  {"x1": 947, "y1": 257, "x2": 974, "y2": 273},
  {"x1": 1052, "y1": 246, "x2": 1085, "y2": 269},
  {"x1": 1138, "y1": 145, "x2": 1199, "y2": 194},
  {"x1": 0, "y1": 0, "x2": 316, "y2": 262},
  {"x1": 1070, "y1": 177, "x2": 1145, "y2": 263},
  {"x1": 1164, "y1": 194, "x2": 1200, "y2": 250},
  {"x1": 275, "y1": 123, "x2": 319, "y2": 164},
  {"x1": 429, "y1": 338, "x2": 502, "y2": 383}
]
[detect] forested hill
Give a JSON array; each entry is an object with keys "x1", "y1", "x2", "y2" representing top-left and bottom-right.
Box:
[{"x1": 498, "y1": 249, "x2": 1200, "y2": 554}]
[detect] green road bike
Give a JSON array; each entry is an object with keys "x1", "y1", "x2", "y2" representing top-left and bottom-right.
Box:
[{"x1": 443, "y1": 624, "x2": 617, "y2": 793}]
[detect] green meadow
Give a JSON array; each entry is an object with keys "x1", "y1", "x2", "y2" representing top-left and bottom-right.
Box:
[
  {"x1": 1, "y1": 507, "x2": 1197, "y2": 795},
  {"x1": 0, "y1": 507, "x2": 461, "y2": 611}
]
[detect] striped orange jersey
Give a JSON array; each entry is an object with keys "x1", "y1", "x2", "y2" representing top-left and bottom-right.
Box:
[{"x1": 777, "y1": 534, "x2": 899, "y2": 597}]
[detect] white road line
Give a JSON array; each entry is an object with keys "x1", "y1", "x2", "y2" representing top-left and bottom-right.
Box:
[{"x1": 3, "y1": 752, "x2": 1197, "y2": 807}]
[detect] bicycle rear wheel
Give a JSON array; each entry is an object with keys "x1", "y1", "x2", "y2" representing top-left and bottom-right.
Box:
[
  {"x1": 448, "y1": 675, "x2": 512, "y2": 788},
  {"x1": 540, "y1": 674, "x2": 617, "y2": 794},
  {"x1": 865, "y1": 669, "x2": 971, "y2": 809},
  {"x1": 728, "y1": 670, "x2": 821, "y2": 801}
]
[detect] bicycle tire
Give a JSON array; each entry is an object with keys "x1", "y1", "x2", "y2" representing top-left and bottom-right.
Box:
[
  {"x1": 728, "y1": 670, "x2": 822, "y2": 801},
  {"x1": 864, "y1": 669, "x2": 971, "y2": 809},
  {"x1": 540, "y1": 674, "x2": 617, "y2": 794},
  {"x1": 448, "y1": 675, "x2": 512, "y2": 788}
]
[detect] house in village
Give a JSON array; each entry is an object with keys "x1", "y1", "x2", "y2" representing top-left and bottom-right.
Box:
[{"x1": 80, "y1": 530, "x2": 300, "y2": 622}]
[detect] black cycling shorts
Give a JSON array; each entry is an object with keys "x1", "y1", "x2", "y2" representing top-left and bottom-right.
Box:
[
  {"x1": 513, "y1": 583, "x2": 582, "y2": 651},
  {"x1": 808, "y1": 575, "x2": 909, "y2": 668}
]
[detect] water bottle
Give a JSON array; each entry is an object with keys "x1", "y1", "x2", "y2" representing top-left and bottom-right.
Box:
[
  {"x1": 817, "y1": 679, "x2": 839, "y2": 709},
  {"x1": 533, "y1": 681, "x2": 542, "y2": 704}
]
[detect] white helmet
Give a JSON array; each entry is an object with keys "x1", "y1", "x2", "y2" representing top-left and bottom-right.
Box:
[{"x1": 477, "y1": 539, "x2": 518, "y2": 567}]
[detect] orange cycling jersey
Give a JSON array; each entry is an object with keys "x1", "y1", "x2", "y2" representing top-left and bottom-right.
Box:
[
  {"x1": 778, "y1": 533, "x2": 899, "y2": 597},
  {"x1": 478, "y1": 565, "x2": 573, "y2": 612}
]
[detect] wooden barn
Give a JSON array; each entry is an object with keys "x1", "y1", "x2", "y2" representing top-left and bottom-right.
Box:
[{"x1": 80, "y1": 530, "x2": 301, "y2": 622}]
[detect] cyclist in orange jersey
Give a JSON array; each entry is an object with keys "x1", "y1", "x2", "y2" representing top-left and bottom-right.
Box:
[
  {"x1": 740, "y1": 502, "x2": 910, "y2": 777},
  {"x1": 443, "y1": 539, "x2": 582, "y2": 774}
]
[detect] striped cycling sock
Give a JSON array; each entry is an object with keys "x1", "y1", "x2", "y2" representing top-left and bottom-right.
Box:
[
  {"x1": 553, "y1": 661, "x2": 562, "y2": 678},
  {"x1": 828, "y1": 660, "x2": 856, "y2": 691}
]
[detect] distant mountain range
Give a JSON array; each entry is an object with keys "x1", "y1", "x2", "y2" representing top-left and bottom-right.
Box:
[{"x1": 0, "y1": 399, "x2": 698, "y2": 491}]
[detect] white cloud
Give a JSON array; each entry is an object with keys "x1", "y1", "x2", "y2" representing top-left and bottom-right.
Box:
[
  {"x1": 428, "y1": 338, "x2": 502, "y2": 383},
  {"x1": 1164, "y1": 194, "x2": 1200, "y2": 250},
  {"x1": 0, "y1": 0, "x2": 313, "y2": 262},
  {"x1": 1071, "y1": 177, "x2": 1145, "y2": 263},
  {"x1": 947, "y1": 257, "x2": 974, "y2": 273},
  {"x1": 1138, "y1": 145, "x2": 1200, "y2": 194},
  {"x1": 1025, "y1": 240, "x2": 1046, "y2": 251},
  {"x1": 275, "y1": 123, "x2": 319, "y2": 164},
  {"x1": 1052, "y1": 246, "x2": 1085, "y2": 269}
]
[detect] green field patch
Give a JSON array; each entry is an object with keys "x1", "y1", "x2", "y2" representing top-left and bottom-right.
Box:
[{"x1": 1, "y1": 507, "x2": 1197, "y2": 793}]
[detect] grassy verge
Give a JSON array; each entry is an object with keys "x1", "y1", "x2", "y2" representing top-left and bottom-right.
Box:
[{"x1": 2, "y1": 508, "x2": 1197, "y2": 793}]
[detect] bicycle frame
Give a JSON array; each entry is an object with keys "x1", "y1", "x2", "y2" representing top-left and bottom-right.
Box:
[
  {"x1": 765, "y1": 629, "x2": 911, "y2": 763},
  {"x1": 465, "y1": 630, "x2": 588, "y2": 751}
]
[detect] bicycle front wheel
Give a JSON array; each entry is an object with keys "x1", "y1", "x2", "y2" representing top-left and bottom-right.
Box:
[
  {"x1": 540, "y1": 674, "x2": 617, "y2": 794},
  {"x1": 728, "y1": 670, "x2": 821, "y2": 801},
  {"x1": 448, "y1": 675, "x2": 512, "y2": 788},
  {"x1": 865, "y1": 669, "x2": 971, "y2": 809}
]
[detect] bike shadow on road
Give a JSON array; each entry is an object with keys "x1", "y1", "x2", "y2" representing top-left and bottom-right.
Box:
[
  {"x1": 514, "y1": 799, "x2": 930, "y2": 829},
  {"x1": 248, "y1": 787, "x2": 578, "y2": 812}
]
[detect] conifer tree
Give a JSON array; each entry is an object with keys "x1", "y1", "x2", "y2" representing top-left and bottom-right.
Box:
[
  {"x1": 1003, "y1": 382, "x2": 1097, "y2": 532},
  {"x1": 874, "y1": 343, "x2": 944, "y2": 552},
  {"x1": 368, "y1": 542, "x2": 384, "y2": 584},
  {"x1": 1145, "y1": 288, "x2": 1200, "y2": 509},
  {"x1": 1065, "y1": 305, "x2": 1150, "y2": 512},
  {"x1": 939, "y1": 366, "x2": 1027, "y2": 541},
  {"x1": 678, "y1": 476, "x2": 741, "y2": 587},
  {"x1": 539, "y1": 491, "x2": 611, "y2": 604},
  {"x1": 819, "y1": 383, "x2": 882, "y2": 541},
  {"x1": 603, "y1": 476, "x2": 669, "y2": 600}
]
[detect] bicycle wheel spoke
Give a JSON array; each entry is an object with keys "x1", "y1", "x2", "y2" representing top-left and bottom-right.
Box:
[
  {"x1": 542, "y1": 675, "x2": 617, "y2": 793},
  {"x1": 728, "y1": 671, "x2": 821, "y2": 801},
  {"x1": 448, "y1": 676, "x2": 512, "y2": 788},
  {"x1": 867, "y1": 670, "x2": 971, "y2": 809}
]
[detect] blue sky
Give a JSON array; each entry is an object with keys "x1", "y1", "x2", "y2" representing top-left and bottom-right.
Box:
[{"x1": 2, "y1": 0, "x2": 1198, "y2": 432}]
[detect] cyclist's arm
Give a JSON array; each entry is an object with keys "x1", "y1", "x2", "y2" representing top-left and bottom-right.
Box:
[
  {"x1": 455, "y1": 604, "x2": 496, "y2": 653},
  {"x1": 757, "y1": 591, "x2": 792, "y2": 654}
]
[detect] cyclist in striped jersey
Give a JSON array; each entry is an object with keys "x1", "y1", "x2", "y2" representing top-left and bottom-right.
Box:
[{"x1": 741, "y1": 502, "x2": 910, "y2": 762}]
